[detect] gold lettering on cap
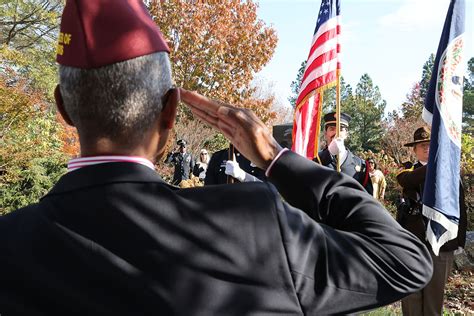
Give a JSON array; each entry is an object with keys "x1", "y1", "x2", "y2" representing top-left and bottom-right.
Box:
[
  {"x1": 57, "y1": 44, "x2": 64, "y2": 55},
  {"x1": 57, "y1": 32, "x2": 72, "y2": 56}
]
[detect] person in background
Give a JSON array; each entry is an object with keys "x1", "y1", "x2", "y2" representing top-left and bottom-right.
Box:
[
  {"x1": 314, "y1": 112, "x2": 373, "y2": 195},
  {"x1": 368, "y1": 158, "x2": 386, "y2": 201},
  {"x1": 165, "y1": 139, "x2": 195, "y2": 185},
  {"x1": 193, "y1": 148, "x2": 209, "y2": 181},
  {"x1": 396, "y1": 126, "x2": 467, "y2": 316},
  {"x1": 0, "y1": 1, "x2": 433, "y2": 314},
  {"x1": 205, "y1": 148, "x2": 265, "y2": 184}
]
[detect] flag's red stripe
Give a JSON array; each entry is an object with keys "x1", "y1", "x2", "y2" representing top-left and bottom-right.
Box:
[
  {"x1": 304, "y1": 93, "x2": 322, "y2": 158},
  {"x1": 296, "y1": 70, "x2": 338, "y2": 106},
  {"x1": 307, "y1": 25, "x2": 340, "y2": 59},
  {"x1": 301, "y1": 45, "x2": 340, "y2": 83}
]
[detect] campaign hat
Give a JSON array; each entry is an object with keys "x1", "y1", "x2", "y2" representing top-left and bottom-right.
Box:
[
  {"x1": 404, "y1": 127, "x2": 431, "y2": 147},
  {"x1": 56, "y1": 0, "x2": 170, "y2": 68}
]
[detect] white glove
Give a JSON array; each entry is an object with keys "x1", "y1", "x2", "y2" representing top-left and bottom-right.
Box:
[
  {"x1": 225, "y1": 160, "x2": 246, "y2": 182},
  {"x1": 328, "y1": 137, "x2": 346, "y2": 156},
  {"x1": 454, "y1": 247, "x2": 463, "y2": 256}
]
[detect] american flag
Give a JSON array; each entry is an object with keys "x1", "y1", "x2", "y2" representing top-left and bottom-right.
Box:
[{"x1": 292, "y1": 0, "x2": 341, "y2": 159}]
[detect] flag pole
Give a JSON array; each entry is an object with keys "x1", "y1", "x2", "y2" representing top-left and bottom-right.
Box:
[
  {"x1": 335, "y1": 70, "x2": 341, "y2": 172},
  {"x1": 227, "y1": 143, "x2": 235, "y2": 184}
]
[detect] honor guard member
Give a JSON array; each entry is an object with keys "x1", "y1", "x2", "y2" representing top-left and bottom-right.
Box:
[
  {"x1": 315, "y1": 112, "x2": 373, "y2": 194},
  {"x1": 166, "y1": 139, "x2": 195, "y2": 185},
  {"x1": 205, "y1": 148, "x2": 265, "y2": 185},
  {"x1": 0, "y1": 1, "x2": 432, "y2": 314},
  {"x1": 397, "y1": 127, "x2": 467, "y2": 316}
]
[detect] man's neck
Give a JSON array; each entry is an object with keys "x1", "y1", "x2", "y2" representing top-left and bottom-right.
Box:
[{"x1": 79, "y1": 139, "x2": 158, "y2": 164}]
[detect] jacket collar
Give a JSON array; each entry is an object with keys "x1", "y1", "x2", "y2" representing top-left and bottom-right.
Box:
[{"x1": 43, "y1": 162, "x2": 167, "y2": 199}]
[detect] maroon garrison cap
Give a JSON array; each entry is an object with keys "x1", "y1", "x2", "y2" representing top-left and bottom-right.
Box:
[{"x1": 56, "y1": 0, "x2": 170, "y2": 69}]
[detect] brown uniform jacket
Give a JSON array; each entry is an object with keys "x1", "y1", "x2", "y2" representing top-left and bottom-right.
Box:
[{"x1": 396, "y1": 162, "x2": 467, "y2": 252}]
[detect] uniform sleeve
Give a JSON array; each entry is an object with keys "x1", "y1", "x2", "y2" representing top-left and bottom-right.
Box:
[
  {"x1": 165, "y1": 152, "x2": 176, "y2": 164},
  {"x1": 267, "y1": 151, "x2": 433, "y2": 314},
  {"x1": 396, "y1": 165, "x2": 426, "y2": 189},
  {"x1": 189, "y1": 155, "x2": 195, "y2": 171},
  {"x1": 204, "y1": 153, "x2": 220, "y2": 185}
]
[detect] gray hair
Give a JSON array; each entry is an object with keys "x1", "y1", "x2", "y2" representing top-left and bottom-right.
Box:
[{"x1": 59, "y1": 52, "x2": 173, "y2": 145}]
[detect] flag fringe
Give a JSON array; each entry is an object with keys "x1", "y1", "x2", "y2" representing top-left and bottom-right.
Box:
[{"x1": 422, "y1": 204, "x2": 458, "y2": 256}]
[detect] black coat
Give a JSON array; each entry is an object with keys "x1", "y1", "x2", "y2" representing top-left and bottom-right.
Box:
[
  {"x1": 0, "y1": 151, "x2": 432, "y2": 315},
  {"x1": 205, "y1": 148, "x2": 265, "y2": 185},
  {"x1": 316, "y1": 148, "x2": 373, "y2": 195}
]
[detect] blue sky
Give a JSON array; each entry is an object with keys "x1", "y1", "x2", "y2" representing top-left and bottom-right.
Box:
[{"x1": 256, "y1": 0, "x2": 474, "y2": 114}]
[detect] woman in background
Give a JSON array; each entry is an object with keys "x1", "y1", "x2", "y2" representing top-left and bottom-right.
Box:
[
  {"x1": 368, "y1": 158, "x2": 386, "y2": 201},
  {"x1": 193, "y1": 149, "x2": 210, "y2": 181}
]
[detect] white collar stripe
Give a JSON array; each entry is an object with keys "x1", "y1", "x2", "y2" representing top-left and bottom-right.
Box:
[{"x1": 67, "y1": 156, "x2": 155, "y2": 172}]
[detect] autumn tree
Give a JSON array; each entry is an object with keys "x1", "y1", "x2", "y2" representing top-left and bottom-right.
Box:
[
  {"x1": 400, "y1": 54, "x2": 435, "y2": 121},
  {"x1": 149, "y1": 0, "x2": 277, "y2": 119},
  {"x1": 0, "y1": 74, "x2": 67, "y2": 214},
  {"x1": 401, "y1": 82, "x2": 423, "y2": 120},
  {"x1": 1, "y1": 0, "x2": 62, "y2": 98}
]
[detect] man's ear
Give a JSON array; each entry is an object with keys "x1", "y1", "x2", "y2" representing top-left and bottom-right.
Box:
[
  {"x1": 54, "y1": 84, "x2": 74, "y2": 127},
  {"x1": 159, "y1": 88, "x2": 179, "y2": 130}
]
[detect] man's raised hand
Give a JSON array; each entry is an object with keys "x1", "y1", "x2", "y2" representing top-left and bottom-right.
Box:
[{"x1": 180, "y1": 88, "x2": 282, "y2": 170}]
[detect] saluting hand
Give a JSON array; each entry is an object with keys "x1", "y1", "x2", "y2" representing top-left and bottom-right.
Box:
[{"x1": 179, "y1": 88, "x2": 282, "y2": 170}]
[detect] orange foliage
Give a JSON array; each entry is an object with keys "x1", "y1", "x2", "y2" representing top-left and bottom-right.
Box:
[
  {"x1": 149, "y1": 0, "x2": 278, "y2": 122},
  {"x1": 56, "y1": 114, "x2": 80, "y2": 158}
]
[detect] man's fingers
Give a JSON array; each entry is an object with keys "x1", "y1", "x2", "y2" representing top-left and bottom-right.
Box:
[
  {"x1": 190, "y1": 106, "x2": 218, "y2": 127},
  {"x1": 216, "y1": 107, "x2": 254, "y2": 132},
  {"x1": 192, "y1": 111, "x2": 219, "y2": 130}
]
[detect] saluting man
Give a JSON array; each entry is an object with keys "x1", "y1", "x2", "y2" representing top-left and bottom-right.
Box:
[
  {"x1": 166, "y1": 139, "x2": 195, "y2": 185},
  {"x1": 0, "y1": 1, "x2": 432, "y2": 314},
  {"x1": 315, "y1": 112, "x2": 373, "y2": 194}
]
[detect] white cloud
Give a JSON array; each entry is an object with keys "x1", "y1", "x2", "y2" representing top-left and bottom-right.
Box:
[{"x1": 378, "y1": 0, "x2": 450, "y2": 30}]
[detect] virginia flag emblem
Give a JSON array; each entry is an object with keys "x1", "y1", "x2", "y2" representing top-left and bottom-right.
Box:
[{"x1": 422, "y1": 0, "x2": 465, "y2": 255}]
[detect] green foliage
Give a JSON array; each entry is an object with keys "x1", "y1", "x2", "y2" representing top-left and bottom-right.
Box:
[
  {"x1": 1, "y1": 0, "x2": 61, "y2": 101},
  {"x1": 419, "y1": 53, "x2": 435, "y2": 99},
  {"x1": 202, "y1": 133, "x2": 229, "y2": 153},
  {"x1": 0, "y1": 76, "x2": 67, "y2": 214},
  {"x1": 1, "y1": 0, "x2": 62, "y2": 49},
  {"x1": 0, "y1": 111, "x2": 67, "y2": 214},
  {"x1": 463, "y1": 57, "x2": 474, "y2": 135},
  {"x1": 344, "y1": 74, "x2": 386, "y2": 152},
  {"x1": 461, "y1": 134, "x2": 474, "y2": 230},
  {"x1": 288, "y1": 61, "x2": 306, "y2": 108}
]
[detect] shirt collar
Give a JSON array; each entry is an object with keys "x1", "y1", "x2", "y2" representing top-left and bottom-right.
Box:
[{"x1": 68, "y1": 155, "x2": 155, "y2": 172}]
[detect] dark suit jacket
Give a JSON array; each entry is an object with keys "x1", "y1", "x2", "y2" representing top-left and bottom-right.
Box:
[
  {"x1": 317, "y1": 148, "x2": 373, "y2": 195},
  {"x1": 0, "y1": 151, "x2": 432, "y2": 315},
  {"x1": 396, "y1": 162, "x2": 467, "y2": 252}
]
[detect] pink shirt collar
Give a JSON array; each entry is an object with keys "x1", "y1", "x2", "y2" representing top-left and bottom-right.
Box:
[{"x1": 67, "y1": 155, "x2": 155, "y2": 172}]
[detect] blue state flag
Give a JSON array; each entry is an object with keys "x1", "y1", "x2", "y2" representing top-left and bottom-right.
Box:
[{"x1": 422, "y1": 0, "x2": 465, "y2": 255}]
